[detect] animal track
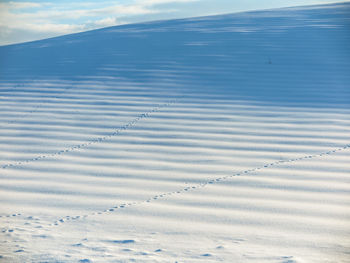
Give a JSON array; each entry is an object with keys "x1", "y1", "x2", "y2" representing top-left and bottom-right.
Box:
[
  {"x1": 1, "y1": 99, "x2": 179, "y2": 170},
  {"x1": 110, "y1": 240, "x2": 135, "y2": 244},
  {"x1": 1, "y1": 82, "x2": 73, "y2": 127},
  {"x1": 1, "y1": 144, "x2": 349, "y2": 226},
  {"x1": 0, "y1": 213, "x2": 21, "y2": 218},
  {"x1": 50, "y1": 144, "x2": 349, "y2": 226}
]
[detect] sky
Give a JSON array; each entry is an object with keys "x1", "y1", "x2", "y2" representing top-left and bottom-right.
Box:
[{"x1": 0, "y1": 0, "x2": 347, "y2": 45}]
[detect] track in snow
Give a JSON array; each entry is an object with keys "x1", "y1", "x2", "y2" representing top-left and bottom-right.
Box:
[{"x1": 1, "y1": 2, "x2": 350, "y2": 262}]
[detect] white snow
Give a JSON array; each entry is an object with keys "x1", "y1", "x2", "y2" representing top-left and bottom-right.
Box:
[{"x1": 0, "y1": 2, "x2": 350, "y2": 262}]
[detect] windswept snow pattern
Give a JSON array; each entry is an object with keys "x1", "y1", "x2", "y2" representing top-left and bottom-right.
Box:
[{"x1": 1, "y1": 3, "x2": 350, "y2": 263}]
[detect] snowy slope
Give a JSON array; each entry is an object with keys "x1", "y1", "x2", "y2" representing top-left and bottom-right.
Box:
[{"x1": 0, "y1": 2, "x2": 350, "y2": 262}]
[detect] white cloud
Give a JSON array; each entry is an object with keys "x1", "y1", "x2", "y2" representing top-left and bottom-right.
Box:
[
  {"x1": 140, "y1": 0, "x2": 199, "y2": 5},
  {"x1": 21, "y1": 23, "x2": 85, "y2": 34},
  {"x1": 0, "y1": 0, "x2": 199, "y2": 45},
  {"x1": 0, "y1": 2, "x2": 159, "y2": 22},
  {"x1": 91, "y1": 4, "x2": 158, "y2": 17},
  {"x1": 92, "y1": 17, "x2": 121, "y2": 27},
  {"x1": 7, "y1": 1, "x2": 41, "y2": 9}
]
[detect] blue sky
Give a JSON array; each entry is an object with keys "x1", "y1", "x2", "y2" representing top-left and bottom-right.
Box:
[{"x1": 0, "y1": 0, "x2": 347, "y2": 45}]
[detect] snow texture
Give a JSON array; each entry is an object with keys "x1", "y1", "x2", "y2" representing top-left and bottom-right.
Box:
[{"x1": 0, "y1": 2, "x2": 350, "y2": 262}]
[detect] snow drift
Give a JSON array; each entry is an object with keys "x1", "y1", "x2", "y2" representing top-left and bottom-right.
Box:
[{"x1": 0, "y1": 2, "x2": 349, "y2": 262}]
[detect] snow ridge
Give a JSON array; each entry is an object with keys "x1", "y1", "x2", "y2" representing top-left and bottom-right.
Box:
[
  {"x1": 1, "y1": 98, "x2": 179, "y2": 170},
  {"x1": 1, "y1": 3, "x2": 350, "y2": 262},
  {"x1": 51, "y1": 143, "x2": 350, "y2": 226}
]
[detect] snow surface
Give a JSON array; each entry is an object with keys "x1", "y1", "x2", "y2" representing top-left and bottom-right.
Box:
[{"x1": 0, "y1": 2, "x2": 350, "y2": 262}]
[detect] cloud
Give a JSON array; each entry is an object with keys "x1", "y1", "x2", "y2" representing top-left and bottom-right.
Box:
[
  {"x1": 0, "y1": 0, "x2": 199, "y2": 45},
  {"x1": 90, "y1": 17, "x2": 122, "y2": 27},
  {"x1": 6, "y1": 1, "x2": 42, "y2": 9},
  {"x1": 1, "y1": 2, "x2": 160, "y2": 22},
  {"x1": 21, "y1": 23, "x2": 85, "y2": 34},
  {"x1": 141, "y1": 0, "x2": 199, "y2": 5},
  {"x1": 90, "y1": 4, "x2": 158, "y2": 17}
]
